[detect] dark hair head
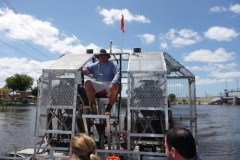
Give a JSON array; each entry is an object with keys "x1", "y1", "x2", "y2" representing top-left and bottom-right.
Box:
[{"x1": 165, "y1": 128, "x2": 196, "y2": 159}]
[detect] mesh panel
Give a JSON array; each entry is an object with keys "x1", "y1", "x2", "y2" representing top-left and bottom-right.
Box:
[
  {"x1": 129, "y1": 52, "x2": 165, "y2": 71},
  {"x1": 130, "y1": 72, "x2": 165, "y2": 108},
  {"x1": 167, "y1": 78, "x2": 197, "y2": 139},
  {"x1": 40, "y1": 72, "x2": 76, "y2": 106},
  {"x1": 167, "y1": 78, "x2": 196, "y2": 118}
]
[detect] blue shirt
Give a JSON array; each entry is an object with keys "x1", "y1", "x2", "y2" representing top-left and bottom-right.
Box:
[
  {"x1": 196, "y1": 154, "x2": 202, "y2": 160},
  {"x1": 87, "y1": 61, "x2": 120, "y2": 84}
]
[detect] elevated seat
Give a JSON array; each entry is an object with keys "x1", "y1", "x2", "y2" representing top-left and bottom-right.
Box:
[
  {"x1": 94, "y1": 90, "x2": 118, "y2": 118},
  {"x1": 83, "y1": 90, "x2": 114, "y2": 149},
  {"x1": 95, "y1": 90, "x2": 108, "y2": 98},
  {"x1": 95, "y1": 90, "x2": 110, "y2": 115},
  {"x1": 95, "y1": 91, "x2": 109, "y2": 114}
]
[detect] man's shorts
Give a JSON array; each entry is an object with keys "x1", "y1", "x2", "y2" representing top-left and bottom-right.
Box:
[{"x1": 88, "y1": 80, "x2": 111, "y2": 94}]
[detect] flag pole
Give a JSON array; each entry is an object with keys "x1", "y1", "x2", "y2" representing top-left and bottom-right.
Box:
[
  {"x1": 121, "y1": 30, "x2": 123, "y2": 53},
  {"x1": 120, "y1": 14, "x2": 124, "y2": 54}
]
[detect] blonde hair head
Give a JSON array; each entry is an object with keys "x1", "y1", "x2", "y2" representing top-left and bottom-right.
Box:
[{"x1": 70, "y1": 133, "x2": 100, "y2": 160}]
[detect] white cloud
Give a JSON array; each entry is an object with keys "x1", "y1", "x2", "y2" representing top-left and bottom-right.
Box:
[
  {"x1": 187, "y1": 62, "x2": 237, "y2": 72},
  {"x1": 229, "y1": 4, "x2": 240, "y2": 14},
  {"x1": 209, "y1": 71, "x2": 240, "y2": 79},
  {"x1": 136, "y1": 34, "x2": 155, "y2": 44},
  {"x1": 0, "y1": 8, "x2": 97, "y2": 55},
  {"x1": 209, "y1": 6, "x2": 227, "y2": 13},
  {"x1": 183, "y1": 48, "x2": 235, "y2": 62},
  {"x1": 195, "y1": 76, "x2": 234, "y2": 85},
  {"x1": 160, "y1": 28, "x2": 202, "y2": 48},
  {"x1": 160, "y1": 42, "x2": 168, "y2": 49},
  {"x1": 196, "y1": 77, "x2": 217, "y2": 85},
  {"x1": 209, "y1": 4, "x2": 240, "y2": 14},
  {"x1": 0, "y1": 57, "x2": 54, "y2": 88},
  {"x1": 204, "y1": 26, "x2": 239, "y2": 41},
  {"x1": 97, "y1": 7, "x2": 150, "y2": 25}
]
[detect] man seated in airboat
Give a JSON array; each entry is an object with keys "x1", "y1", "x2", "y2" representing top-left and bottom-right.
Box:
[{"x1": 79, "y1": 49, "x2": 120, "y2": 115}]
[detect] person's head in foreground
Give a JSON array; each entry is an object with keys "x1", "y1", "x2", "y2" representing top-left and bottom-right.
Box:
[
  {"x1": 164, "y1": 128, "x2": 198, "y2": 160},
  {"x1": 69, "y1": 133, "x2": 100, "y2": 160}
]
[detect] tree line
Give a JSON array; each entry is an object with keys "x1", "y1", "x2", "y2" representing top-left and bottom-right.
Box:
[{"x1": 3, "y1": 73, "x2": 38, "y2": 96}]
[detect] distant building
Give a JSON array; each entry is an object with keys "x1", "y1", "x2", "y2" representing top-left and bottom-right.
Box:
[
  {"x1": 17, "y1": 91, "x2": 32, "y2": 98},
  {"x1": 0, "y1": 88, "x2": 12, "y2": 99},
  {"x1": 0, "y1": 88, "x2": 13, "y2": 103}
]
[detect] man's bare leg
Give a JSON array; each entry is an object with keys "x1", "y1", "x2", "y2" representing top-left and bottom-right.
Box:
[
  {"x1": 85, "y1": 80, "x2": 95, "y2": 101},
  {"x1": 84, "y1": 80, "x2": 97, "y2": 114},
  {"x1": 108, "y1": 84, "x2": 120, "y2": 105},
  {"x1": 105, "y1": 84, "x2": 120, "y2": 115}
]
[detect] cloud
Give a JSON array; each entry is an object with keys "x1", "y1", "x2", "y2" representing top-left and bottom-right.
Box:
[
  {"x1": 209, "y1": 71, "x2": 240, "y2": 79},
  {"x1": 160, "y1": 42, "x2": 168, "y2": 49},
  {"x1": 209, "y1": 4, "x2": 240, "y2": 15},
  {"x1": 195, "y1": 76, "x2": 234, "y2": 85},
  {"x1": 229, "y1": 4, "x2": 240, "y2": 14},
  {"x1": 97, "y1": 7, "x2": 150, "y2": 25},
  {"x1": 160, "y1": 28, "x2": 202, "y2": 48},
  {"x1": 0, "y1": 57, "x2": 54, "y2": 87},
  {"x1": 187, "y1": 62, "x2": 237, "y2": 72},
  {"x1": 136, "y1": 34, "x2": 155, "y2": 44},
  {"x1": 195, "y1": 77, "x2": 217, "y2": 85},
  {"x1": 204, "y1": 26, "x2": 239, "y2": 41},
  {"x1": 209, "y1": 6, "x2": 227, "y2": 13},
  {"x1": 183, "y1": 48, "x2": 235, "y2": 62},
  {"x1": 0, "y1": 8, "x2": 98, "y2": 55}
]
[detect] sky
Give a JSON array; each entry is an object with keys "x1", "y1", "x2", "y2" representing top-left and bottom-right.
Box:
[{"x1": 0, "y1": 0, "x2": 240, "y2": 97}]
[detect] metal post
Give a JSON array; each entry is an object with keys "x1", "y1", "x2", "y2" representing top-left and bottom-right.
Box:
[{"x1": 110, "y1": 41, "x2": 112, "y2": 53}]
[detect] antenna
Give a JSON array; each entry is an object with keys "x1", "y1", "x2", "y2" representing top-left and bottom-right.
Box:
[
  {"x1": 110, "y1": 41, "x2": 112, "y2": 53},
  {"x1": 110, "y1": 41, "x2": 117, "y2": 61},
  {"x1": 237, "y1": 79, "x2": 239, "y2": 91},
  {"x1": 226, "y1": 80, "x2": 227, "y2": 90}
]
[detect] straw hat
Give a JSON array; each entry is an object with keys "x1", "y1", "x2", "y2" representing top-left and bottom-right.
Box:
[{"x1": 95, "y1": 49, "x2": 111, "y2": 59}]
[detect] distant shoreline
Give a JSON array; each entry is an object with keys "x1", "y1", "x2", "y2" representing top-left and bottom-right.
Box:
[
  {"x1": 170, "y1": 97, "x2": 239, "y2": 106},
  {"x1": 6, "y1": 103, "x2": 36, "y2": 106}
]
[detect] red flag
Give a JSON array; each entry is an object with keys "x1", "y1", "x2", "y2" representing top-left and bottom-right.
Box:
[{"x1": 121, "y1": 15, "x2": 125, "y2": 33}]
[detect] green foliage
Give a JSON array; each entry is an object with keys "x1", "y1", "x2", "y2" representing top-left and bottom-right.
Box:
[
  {"x1": 2, "y1": 92, "x2": 7, "y2": 98},
  {"x1": 5, "y1": 73, "x2": 33, "y2": 91},
  {"x1": 0, "y1": 106, "x2": 7, "y2": 112},
  {"x1": 182, "y1": 99, "x2": 187, "y2": 104},
  {"x1": 121, "y1": 98, "x2": 127, "y2": 107},
  {"x1": 168, "y1": 93, "x2": 176, "y2": 103},
  {"x1": 32, "y1": 87, "x2": 38, "y2": 97}
]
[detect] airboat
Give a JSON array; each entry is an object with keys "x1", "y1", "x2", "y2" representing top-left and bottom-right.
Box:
[{"x1": 3, "y1": 48, "x2": 197, "y2": 160}]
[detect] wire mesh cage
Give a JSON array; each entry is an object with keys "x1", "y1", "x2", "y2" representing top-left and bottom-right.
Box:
[
  {"x1": 129, "y1": 72, "x2": 166, "y2": 108},
  {"x1": 40, "y1": 72, "x2": 76, "y2": 106},
  {"x1": 164, "y1": 52, "x2": 197, "y2": 142},
  {"x1": 34, "y1": 70, "x2": 81, "y2": 151}
]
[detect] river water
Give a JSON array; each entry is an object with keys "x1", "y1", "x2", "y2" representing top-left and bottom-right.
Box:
[{"x1": 0, "y1": 105, "x2": 240, "y2": 160}]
